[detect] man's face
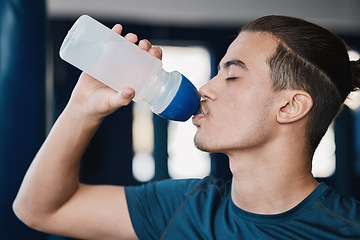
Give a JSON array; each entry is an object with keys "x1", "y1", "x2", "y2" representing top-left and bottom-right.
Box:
[{"x1": 192, "y1": 31, "x2": 280, "y2": 156}]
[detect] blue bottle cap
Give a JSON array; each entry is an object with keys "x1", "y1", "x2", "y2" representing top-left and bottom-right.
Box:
[{"x1": 158, "y1": 75, "x2": 200, "y2": 121}]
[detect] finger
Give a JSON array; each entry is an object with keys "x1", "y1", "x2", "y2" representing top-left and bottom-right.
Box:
[
  {"x1": 121, "y1": 88, "x2": 135, "y2": 99},
  {"x1": 138, "y1": 39, "x2": 152, "y2": 51},
  {"x1": 107, "y1": 88, "x2": 135, "y2": 109},
  {"x1": 125, "y1": 33, "x2": 138, "y2": 43},
  {"x1": 112, "y1": 24, "x2": 123, "y2": 35},
  {"x1": 148, "y1": 46, "x2": 163, "y2": 60}
]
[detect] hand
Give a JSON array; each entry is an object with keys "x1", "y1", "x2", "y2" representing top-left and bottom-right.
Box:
[{"x1": 68, "y1": 24, "x2": 163, "y2": 123}]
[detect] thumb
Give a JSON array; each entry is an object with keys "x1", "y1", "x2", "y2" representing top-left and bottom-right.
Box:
[
  {"x1": 106, "y1": 88, "x2": 135, "y2": 110},
  {"x1": 121, "y1": 88, "x2": 135, "y2": 99}
]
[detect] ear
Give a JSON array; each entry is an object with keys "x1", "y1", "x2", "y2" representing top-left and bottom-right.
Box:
[{"x1": 277, "y1": 91, "x2": 313, "y2": 124}]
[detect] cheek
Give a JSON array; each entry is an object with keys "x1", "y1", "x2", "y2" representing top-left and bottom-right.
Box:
[
  {"x1": 222, "y1": 88, "x2": 255, "y2": 115},
  {"x1": 220, "y1": 87, "x2": 272, "y2": 130}
]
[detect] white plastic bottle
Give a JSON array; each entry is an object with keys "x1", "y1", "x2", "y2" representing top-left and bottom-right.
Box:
[{"x1": 59, "y1": 15, "x2": 200, "y2": 121}]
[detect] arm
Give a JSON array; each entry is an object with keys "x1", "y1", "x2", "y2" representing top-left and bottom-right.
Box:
[{"x1": 13, "y1": 24, "x2": 162, "y2": 240}]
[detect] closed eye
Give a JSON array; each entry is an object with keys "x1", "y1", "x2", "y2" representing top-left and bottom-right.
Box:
[{"x1": 226, "y1": 77, "x2": 238, "y2": 81}]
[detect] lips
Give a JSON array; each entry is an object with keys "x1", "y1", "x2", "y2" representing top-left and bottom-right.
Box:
[{"x1": 192, "y1": 102, "x2": 206, "y2": 126}]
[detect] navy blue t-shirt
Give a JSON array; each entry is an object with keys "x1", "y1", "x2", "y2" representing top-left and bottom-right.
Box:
[{"x1": 125, "y1": 177, "x2": 360, "y2": 239}]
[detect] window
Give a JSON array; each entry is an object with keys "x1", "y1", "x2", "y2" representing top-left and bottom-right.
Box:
[
  {"x1": 132, "y1": 101, "x2": 155, "y2": 182},
  {"x1": 312, "y1": 124, "x2": 336, "y2": 177}
]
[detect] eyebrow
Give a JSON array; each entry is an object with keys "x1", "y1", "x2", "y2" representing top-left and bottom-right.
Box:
[{"x1": 218, "y1": 59, "x2": 249, "y2": 71}]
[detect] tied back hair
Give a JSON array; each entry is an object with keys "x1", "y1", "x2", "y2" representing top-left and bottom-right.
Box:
[
  {"x1": 241, "y1": 15, "x2": 360, "y2": 151},
  {"x1": 351, "y1": 59, "x2": 360, "y2": 91}
]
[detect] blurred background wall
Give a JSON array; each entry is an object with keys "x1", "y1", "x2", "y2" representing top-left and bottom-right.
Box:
[{"x1": 1, "y1": 0, "x2": 360, "y2": 239}]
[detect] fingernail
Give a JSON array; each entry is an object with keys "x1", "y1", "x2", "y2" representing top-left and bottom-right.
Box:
[{"x1": 122, "y1": 89, "x2": 133, "y2": 98}]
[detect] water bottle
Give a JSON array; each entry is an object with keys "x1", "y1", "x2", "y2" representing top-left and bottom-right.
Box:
[{"x1": 59, "y1": 15, "x2": 200, "y2": 121}]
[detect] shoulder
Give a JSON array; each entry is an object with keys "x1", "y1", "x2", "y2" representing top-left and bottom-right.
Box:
[
  {"x1": 186, "y1": 176, "x2": 231, "y2": 197},
  {"x1": 124, "y1": 177, "x2": 230, "y2": 239},
  {"x1": 125, "y1": 176, "x2": 229, "y2": 199},
  {"x1": 124, "y1": 176, "x2": 231, "y2": 213},
  {"x1": 125, "y1": 177, "x2": 202, "y2": 198},
  {"x1": 315, "y1": 183, "x2": 360, "y2": 227},
  {"x1": 318, "y1": 183, "x2": 360, "y2": 211}
]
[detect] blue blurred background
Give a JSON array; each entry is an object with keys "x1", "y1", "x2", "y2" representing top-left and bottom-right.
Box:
[{"x1": 1, "y1": 0, "x2": 360, "y2": 239}]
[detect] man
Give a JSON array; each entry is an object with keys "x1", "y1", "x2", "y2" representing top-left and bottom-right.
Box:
[{"x1": 13, "y1": 15, "x2": 360, "y2": 239}]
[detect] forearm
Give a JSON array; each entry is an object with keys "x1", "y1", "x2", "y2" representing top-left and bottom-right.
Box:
[{"x1": 13, "y1": 102, "x2": 102, "y2": 220}]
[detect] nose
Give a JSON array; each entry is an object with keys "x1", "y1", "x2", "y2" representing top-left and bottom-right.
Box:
[{"x1": 199, "y1": 77, "x2": 217, "y2": 101}]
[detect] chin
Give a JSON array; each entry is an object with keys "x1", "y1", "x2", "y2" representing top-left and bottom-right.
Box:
[
  {"x1": 194, "y1": 133, "x2": 210, "y2": 152},
  {"x1": 194, "y1": 133, "x2": 222, "y2": 153},
  {"x1": 194, "y1": 142, "x2": 211, "y2": 153}
]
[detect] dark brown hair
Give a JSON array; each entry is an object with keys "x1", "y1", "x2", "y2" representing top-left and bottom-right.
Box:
[{"x1": 242, "y1": 15, "x2": 360, "y2": 151}]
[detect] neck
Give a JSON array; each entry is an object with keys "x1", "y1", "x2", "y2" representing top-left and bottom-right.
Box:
[{"x1": 229, "y1": 140, "x2": 319, "y2": 215}]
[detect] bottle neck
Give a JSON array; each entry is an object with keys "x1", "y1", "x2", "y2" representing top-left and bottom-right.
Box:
[{"x1": 142, "y1": 69, "x2": 182, "y2": 114}]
